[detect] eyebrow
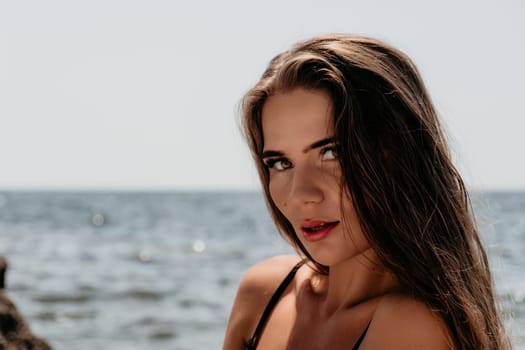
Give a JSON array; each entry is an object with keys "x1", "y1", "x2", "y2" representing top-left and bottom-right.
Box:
[
  {"x1": 303, "y1": 137, "x2": 335, "y2": 153},
  {"x1": 261, "y1": 137, "x2": 335, "y2": 159}
]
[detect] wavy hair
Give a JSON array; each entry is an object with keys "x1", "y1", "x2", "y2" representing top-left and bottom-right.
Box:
[{"x1": 241, "y1": 34, "x2": 509, "y2": 350}]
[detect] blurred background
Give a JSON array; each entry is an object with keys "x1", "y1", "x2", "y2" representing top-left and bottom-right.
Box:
[{"x1": 0, "y1": 0, "x2": 523, "y2": 349}]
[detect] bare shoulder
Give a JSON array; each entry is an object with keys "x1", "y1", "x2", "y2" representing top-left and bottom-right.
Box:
[
  {"x1": 222, "y1": 255, "x2": 302, "y2": 350},
  {"x1": 238, "y1": 255, "x2": 303, "y2": 295},
  {"x1": 362, "y1": 293, "x2": 454, "y2": 350}
]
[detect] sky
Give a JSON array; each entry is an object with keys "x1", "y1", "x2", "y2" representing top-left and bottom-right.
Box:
[{"x1": 0, "y1": 0, "x2": 524, "y2": 191}]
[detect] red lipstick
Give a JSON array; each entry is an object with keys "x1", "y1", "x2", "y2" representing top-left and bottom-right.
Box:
[{"x1": 301, "y1": 219, "x2": 339, "y2": 242}]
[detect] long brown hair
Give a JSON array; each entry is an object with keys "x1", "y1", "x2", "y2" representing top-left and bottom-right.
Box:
[{"x1": 241, "y1": 34, "x2": 509, "y2": 350}]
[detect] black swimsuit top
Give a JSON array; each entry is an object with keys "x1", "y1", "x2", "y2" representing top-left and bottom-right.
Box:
[{"x1": 243, "y1": 260, "x2": 370, "y2": 350}]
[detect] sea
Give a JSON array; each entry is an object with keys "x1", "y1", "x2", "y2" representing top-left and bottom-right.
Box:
[{"x1": 0, "y1": 191, "x2": 523, "y2": 349}]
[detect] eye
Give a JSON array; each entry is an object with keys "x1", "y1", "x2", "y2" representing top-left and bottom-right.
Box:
[
  {"x1": 264, "y1": 158, "x2": 292, "y2": 171},
  {"x1": 321, "y1": 146, "x2": 338, "y2": 160}
]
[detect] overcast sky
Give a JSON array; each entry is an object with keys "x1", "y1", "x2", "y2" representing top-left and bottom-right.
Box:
[{"x1": 1, "y1": 0, "x2": 523, "y2": 191}]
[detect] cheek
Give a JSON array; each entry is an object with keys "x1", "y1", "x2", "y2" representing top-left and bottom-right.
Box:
[
  {"x1": 268, "y1": 177, "x2": 288, "y2": 212},
  {"x1": 323, "y1": 162, "x2": 343, "y2": 184},
  {"x1": 342, "y1": 199, "x2": 369, "y2": 247}
]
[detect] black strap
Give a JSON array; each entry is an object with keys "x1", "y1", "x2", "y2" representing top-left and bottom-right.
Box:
[
  {"x1": 352, "y1": 321, "x2": 371, "y2": 350},
  {"x1": 244, "y1": 259, "x2": 305, "y2": 350}
]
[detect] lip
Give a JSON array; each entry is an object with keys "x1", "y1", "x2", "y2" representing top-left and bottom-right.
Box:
[{"x1": 300, "y1": 219, "x2": 340, "y2": 242}]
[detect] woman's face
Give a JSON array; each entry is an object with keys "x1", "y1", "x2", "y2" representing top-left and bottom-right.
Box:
[{"x1": 261, "y1": 88, "x2": 369, "y2": 266}]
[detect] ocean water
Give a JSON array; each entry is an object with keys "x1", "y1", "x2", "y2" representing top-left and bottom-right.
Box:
[{"x1": 0, "y1": 191, "x2": 523, "y2": 349}]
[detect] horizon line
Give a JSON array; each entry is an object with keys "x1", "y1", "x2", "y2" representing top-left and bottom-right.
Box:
[{"x1": 0, "y1": 186, "x2": 523, "y2": 194}]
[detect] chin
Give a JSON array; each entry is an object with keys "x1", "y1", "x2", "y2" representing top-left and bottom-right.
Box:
[
  {"x1": 305, "y1": 249, "x2": 349, "y2": 267},
  {"x1": 302, "y1": 240, "x2": 365, "y2": 268}
]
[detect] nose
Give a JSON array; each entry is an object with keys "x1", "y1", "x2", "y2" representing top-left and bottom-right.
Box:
[{"x1": 287, "y1": 164, "x2": 324, "y2": 206}]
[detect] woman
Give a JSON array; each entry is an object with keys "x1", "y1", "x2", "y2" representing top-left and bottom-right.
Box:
[{"x1": 223, "y1": 34, "x2": 509, "y2": 349}]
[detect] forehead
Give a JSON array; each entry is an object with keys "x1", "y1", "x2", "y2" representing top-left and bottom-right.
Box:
[{"x1": 261, "y1": 88, "x2": 333, "y2": 148}]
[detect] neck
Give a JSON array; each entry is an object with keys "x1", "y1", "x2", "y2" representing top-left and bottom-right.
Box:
[{"x1": 312, "y1": 248, "x2": 399, "y2": 316}]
